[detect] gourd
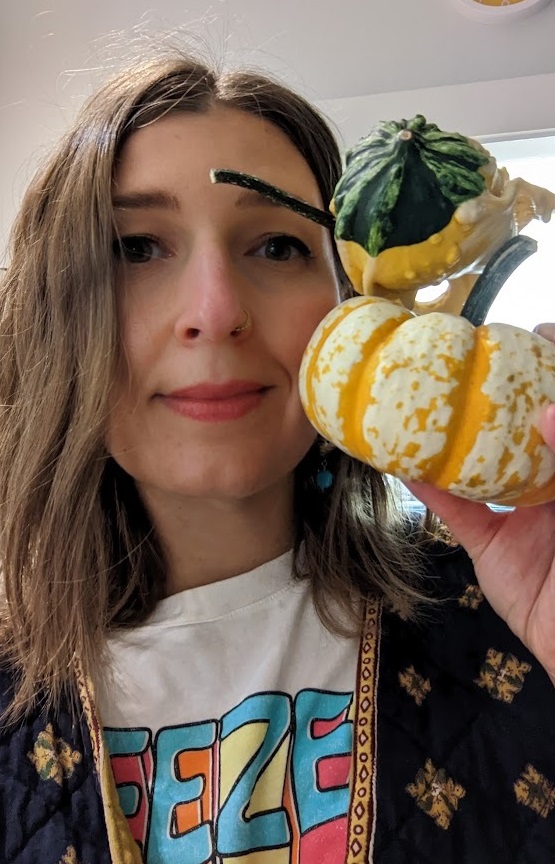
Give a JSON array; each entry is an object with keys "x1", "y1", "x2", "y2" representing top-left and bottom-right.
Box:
[
  {"x1": 332, "y1": 114, "x2": 555, "y2": 316},
  {"x1": 299, "y1": 295, "x2": 555, "y2": 506},
  {"x1": 296, "y1": 115, "x2": 555, "y2": 507}
]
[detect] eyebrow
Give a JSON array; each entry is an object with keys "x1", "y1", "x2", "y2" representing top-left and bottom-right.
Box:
[
  {"x1": 112, "y1": 190, "x2": 181, "y2": 211},
  {"x1": 112, "y1": 174, "x2": 336, "y2": 230},
  {"x1": 112, "y1": 188, "x2": 281, "y2": 213}
]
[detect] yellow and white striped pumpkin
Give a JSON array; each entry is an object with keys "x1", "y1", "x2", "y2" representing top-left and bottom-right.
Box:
[{"x1": 299, "y1": 296, "x2": 555, "y2": 506}]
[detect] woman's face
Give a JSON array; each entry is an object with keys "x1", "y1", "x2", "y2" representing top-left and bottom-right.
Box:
[{"x1": 107, "y1": 106, "x2": 339, "y2": 504}]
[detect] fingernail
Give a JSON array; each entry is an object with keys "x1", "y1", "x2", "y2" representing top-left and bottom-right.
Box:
[{"x1": 533, "y1": 323, "x2": 555, "y2": 340}]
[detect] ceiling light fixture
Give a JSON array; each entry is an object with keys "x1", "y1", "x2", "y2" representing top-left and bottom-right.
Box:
[{"x1": 455, "y1": 0, "x2": 553, "y2": 22}]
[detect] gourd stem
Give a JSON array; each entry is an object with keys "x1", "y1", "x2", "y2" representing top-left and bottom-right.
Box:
[
  {"x1": 460, "y1": 235, "x2": 538, "y2": 327},
  {"x1": 210, "y1": 169, "x2": 336, "y2": 230}
]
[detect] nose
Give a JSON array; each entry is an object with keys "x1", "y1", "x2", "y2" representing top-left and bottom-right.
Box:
[{"x1": 173, "y1": 246, "x2": 250, "y2": 344}]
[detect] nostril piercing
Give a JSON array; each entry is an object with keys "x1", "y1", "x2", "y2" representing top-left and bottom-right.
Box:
[{"x1": 232, "y1": 309, "x2": 252, "y2": 335}]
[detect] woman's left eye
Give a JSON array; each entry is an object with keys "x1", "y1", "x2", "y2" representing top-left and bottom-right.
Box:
[
  {"x1": 112, "y1": 235, "x2": 167, "y2": 264},
  {"x1": 252, "y1": 235, "x2": 313, "y2": 262}
]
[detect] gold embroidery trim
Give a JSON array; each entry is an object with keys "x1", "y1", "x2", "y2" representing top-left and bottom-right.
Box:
[
  {"x1": 74, "y1": 658, "x2": 143, "y2": 864},
  {"x1": 346, "y1": 595, "x2": 382, "y2": 864}
]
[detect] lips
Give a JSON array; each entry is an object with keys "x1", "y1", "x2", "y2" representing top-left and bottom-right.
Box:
[
  {"x1": 160, "y1": 380, "x2": 269, "y2": 422},
  {"x1": 167, "y1": 380, "x2": 266, "y2": 400}
]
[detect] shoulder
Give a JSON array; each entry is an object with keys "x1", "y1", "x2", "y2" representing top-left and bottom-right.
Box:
[
  {"x1": 0, "y1": 663, "x2": 17, "y2": 725},
  {"x1": 381, "y1": 539, "x2": 538, "y2": 678},
  {"x1": 378, "y1": 536, "x2": 555, "y2": 747},
  {"x1": 375, "y1": 543, "x2": 555, "y2": 861},
  {"x1": 420, "y1": 538, "x2": 476, "y2": 599},
  {"x1": 0, "y1": 664, "x2": 113, "y2": 863}
]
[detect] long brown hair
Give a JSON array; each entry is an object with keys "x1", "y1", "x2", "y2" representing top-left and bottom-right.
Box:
[{"x1": 0, "y1": 50, "x2": 437, "y2": 720}]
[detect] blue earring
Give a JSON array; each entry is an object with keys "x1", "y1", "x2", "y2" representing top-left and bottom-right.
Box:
[{"x1": 316, "y1": 457, "x2": 334, "y2": 492}]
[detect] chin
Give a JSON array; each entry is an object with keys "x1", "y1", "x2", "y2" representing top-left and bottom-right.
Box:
[{"x1": 152, "y1": 459, "x2": 295, "y2": 502}]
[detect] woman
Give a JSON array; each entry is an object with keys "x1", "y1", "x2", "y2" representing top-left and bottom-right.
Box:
[{"x1": 1, "y1": 50, "x2": 555, "y2": 864}]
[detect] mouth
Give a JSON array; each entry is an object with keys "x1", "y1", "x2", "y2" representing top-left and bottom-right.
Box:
[{"x1": 160, "y1": 380, "x2": 270, "y2": 422}]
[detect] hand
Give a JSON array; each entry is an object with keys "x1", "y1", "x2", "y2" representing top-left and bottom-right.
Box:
[{"x1": 405, "y1": 323, "x2": 555, "y2": 682}]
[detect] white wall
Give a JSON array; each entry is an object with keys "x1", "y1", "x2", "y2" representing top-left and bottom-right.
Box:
[{"x1": 317, "y1": 74, "x2": 555, "y2": 152}]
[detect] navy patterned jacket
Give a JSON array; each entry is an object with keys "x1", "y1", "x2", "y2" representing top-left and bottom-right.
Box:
[{"x1": 1, "y1": 546, "x2": 555, "y2": 863}]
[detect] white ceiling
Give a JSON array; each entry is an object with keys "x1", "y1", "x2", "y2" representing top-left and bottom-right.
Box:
[{"x1": 2, "y1": 0, "x2": 555, "y2": 256}]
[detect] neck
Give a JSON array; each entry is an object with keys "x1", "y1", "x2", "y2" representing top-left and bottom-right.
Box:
[{"x1": 139, "y1": 477, "x2": 296, "y2": 595}]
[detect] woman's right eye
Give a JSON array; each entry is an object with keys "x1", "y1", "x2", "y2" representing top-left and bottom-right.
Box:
[{"x1": 113, "y1": 235, "x2": 166, "y2": 264}]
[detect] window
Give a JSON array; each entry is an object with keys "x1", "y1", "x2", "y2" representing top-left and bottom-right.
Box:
[{"x1": 482, "y1": 134, "x2": 555, "y2": 330}]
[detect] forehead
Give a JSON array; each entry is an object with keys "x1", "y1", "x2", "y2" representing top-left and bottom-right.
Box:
[{"x1": 114, "y1": 105, "x2": 324, "y2": 209}]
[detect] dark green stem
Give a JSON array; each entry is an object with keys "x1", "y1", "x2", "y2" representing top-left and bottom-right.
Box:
[
  {"x1": 460, "y1": 235, "x2": 538, "y2": 327},
  {"x1": 210, "y1": 169, "x2": 335, "y2": 230}
]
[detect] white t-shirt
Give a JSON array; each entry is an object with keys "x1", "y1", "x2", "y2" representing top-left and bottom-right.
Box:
[{"x1": 97, "y1": 550, "x2": 360, "y2": 864}]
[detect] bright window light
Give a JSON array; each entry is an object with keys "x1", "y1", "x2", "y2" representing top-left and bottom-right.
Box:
[{"x1": 482, "y1": 135, "x2": 555, "y2": 331}]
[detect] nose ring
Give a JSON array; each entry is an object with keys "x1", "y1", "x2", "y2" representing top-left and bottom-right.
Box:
[{"x1": 232, "y1": 309, "x2": 251, "y2": 335}]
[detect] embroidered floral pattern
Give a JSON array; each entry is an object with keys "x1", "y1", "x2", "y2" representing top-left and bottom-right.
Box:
[
  {"x1": 475, "y1": 649, "x2": 532, "y2": 703},
  {"x1": 406, "y1": 759, "x2": 466, "y2": 830},
  {"x1": 27, "y1": 723, "x2": 82, "y2": 785},
  {"x1": 58, "y1": 847, "x2": 79, "y2": 864},
  {"x1": 398, "y1": 665, "x2": 431, "y2": 706},
  {"x1": 458, "y1": 584, "x2": 484, "y2": 610},
  {"x1": 514, "y1": 765, "x2": 555, "y2": 818}
]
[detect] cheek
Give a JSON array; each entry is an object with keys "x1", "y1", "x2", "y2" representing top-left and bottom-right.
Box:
[
  {"x1": 277, "y1": 294, "x2": 338, "y2": 384},
  {"x1": 104, "y1": 313, "x2": 154, "y2": 449},
  {"x1": 296, "y1": 294, "x2": 338, "y2": 353},
  {"x1": 104, "y1": 365, "x2": 134, "y2": 459},
  {"x1": 117, "y1": 296, "x2": 165, "y2": 387}
]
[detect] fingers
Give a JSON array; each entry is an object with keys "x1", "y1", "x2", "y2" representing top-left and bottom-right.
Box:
[
  {"x1": 540, "y1": 404, "x2": 555, "y2": 452},
  {"x1": 534, "y1": 323, "x2": 555, "y2": 342},
  {"x1": 532, "y1": 326, "x2": 555, "y2": 449}
]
